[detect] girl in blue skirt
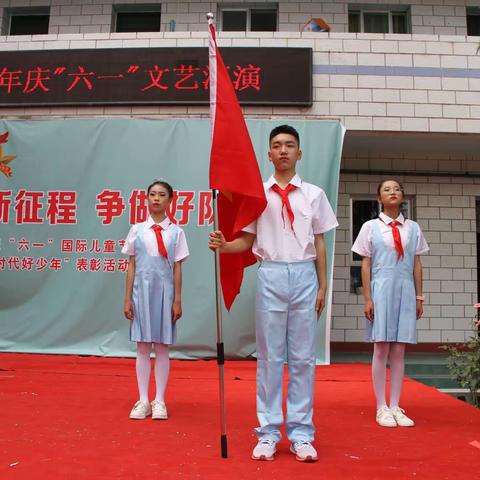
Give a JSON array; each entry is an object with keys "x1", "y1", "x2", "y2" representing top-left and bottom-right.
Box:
[
  {"x1": 352, "y1": 179, "x2": 429, "y2": 428},
  {"x1": 122, "y1": 180, "x2": 189, "y2": 420}
]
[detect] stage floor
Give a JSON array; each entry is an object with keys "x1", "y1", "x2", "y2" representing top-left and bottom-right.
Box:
[{"x1": 1, "y1": 353, "x2": 479, "y2": 479}]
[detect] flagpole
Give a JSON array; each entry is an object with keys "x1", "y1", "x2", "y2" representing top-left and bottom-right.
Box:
[
  {"x1": 208, "y1": 12, "x2": 228, "y2": 459},
  {"x1": 212, "y1": 187, "x2": 228, "y2": 459}
]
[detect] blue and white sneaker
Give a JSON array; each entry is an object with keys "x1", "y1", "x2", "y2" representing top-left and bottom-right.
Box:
[
  {"x1": 290, "y1": 441, "x2": 318, "y2": 462},
  {"x1": 252, "y1": 439, "x2": 277, "y2": 461}
]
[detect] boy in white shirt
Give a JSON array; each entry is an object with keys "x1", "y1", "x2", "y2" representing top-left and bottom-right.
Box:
[{"x1": 209, "y1": 125, "x2": 338, "y2": 462}]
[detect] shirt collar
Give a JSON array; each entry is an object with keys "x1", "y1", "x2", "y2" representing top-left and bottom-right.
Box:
[
  {"x1": 379, "y1": 211, "x2": 405, "y2": 225},
  {"x1": 266, "y1": 174, "x2": 302, "y2": 190},
  {"x1": 146, "y1": 215, "x2": 171, "y2": 229}
]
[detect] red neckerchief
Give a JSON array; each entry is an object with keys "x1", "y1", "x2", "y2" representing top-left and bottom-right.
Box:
[
  {"x1": 271, "y1": 183, "x2": 297, "y2": 233},
  {"x1": 379, "y1": 216, "x2": 404, "y2": 260},
  {"x1": 151, "y1": 224, "x2": 171, "y2": 268}
]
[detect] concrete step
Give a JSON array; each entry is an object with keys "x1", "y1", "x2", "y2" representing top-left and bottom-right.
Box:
[
  {"x1": 405, "y1": 373, "x2": 459, "y2": 389},
  {"x1": 404, "y1": 363, "x2": 450, "y2": 375},
  {"x1": 332, "y1": 352, "x2": 460, "y2": 389},
  {"x1": 438, "y1": 388, "x2": 479, "y2": 405}
]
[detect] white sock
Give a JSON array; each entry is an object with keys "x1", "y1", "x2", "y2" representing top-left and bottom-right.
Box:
[
  {"x1": 389, "y1": 342, "x2": 406, "y2": 409},
  {"x1": 153, "y1": 343, "x2": 170, "y2": 403},
  {"x1": 136, "y1": 342, "x2": 152, "y2": 403},
  {"x1": 372, "y1": 342, "x2": 390, "y2": 409}
]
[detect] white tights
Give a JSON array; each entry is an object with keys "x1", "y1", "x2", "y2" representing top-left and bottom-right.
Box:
[
  {"x1": 372, "y1": 342, "x2": 406, "y2": 409},
  {"x1": 135, "y1": 342, "x2": 170, "y2": 403}
]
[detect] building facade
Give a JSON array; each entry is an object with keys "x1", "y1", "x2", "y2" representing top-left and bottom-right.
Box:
[{"x1": 1, "y1": 0, "x2": 479, "y2": 347}]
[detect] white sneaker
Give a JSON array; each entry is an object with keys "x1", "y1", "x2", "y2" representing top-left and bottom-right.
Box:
[
  {"x1": 290, "y1": 441, "x2": 318, "y2": 462},
  {"x1": 376, "y1": 406, "x2": 397, "y2": 427},
  {"x1": 390, "y1": 406, "x2": 415, "y2": 427},
  {"x1": 151, "y1": 400, "x2": 168, "y2": 420},
  {"x1": 129, "y1": 400, "x2": 151, "y2": 420},
  {"x1": 252, "y1": 440, "x2": 276, "y2": 461}
]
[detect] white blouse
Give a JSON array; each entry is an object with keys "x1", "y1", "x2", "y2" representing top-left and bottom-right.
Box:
[
  {"x1": 243, "y1": 174, "x2": 338, "y2": 262},
  {"x1": 351, "y1": 212, "x2": 429, "y2": 258},
  {"x1": 122, "y1": 216, "x2": 189, "y2": 262}
]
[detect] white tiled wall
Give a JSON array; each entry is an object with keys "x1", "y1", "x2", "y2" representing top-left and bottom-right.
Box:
[
  {"x1": 0, "y1": 0, "x2": 476, "y2": 35},
  {"x1": 1, "y1": 31, "x2": 478, "y2": 135}
]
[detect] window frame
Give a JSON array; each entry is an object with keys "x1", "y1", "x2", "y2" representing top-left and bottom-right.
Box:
[
  {"x1": 112, "y1": 4, "x2": 162, "y2": 33},
  {"x1": 3, "y1": 6, "x2": 50, "y2": 36},
  {"x1": 221, "y1": 8, "x2": 249, "y2": 31},
  {"x1": 466, "y1": 7, "x2": 480, "y2": 37},
  {"x1": 348, "y1": 5, "x2": 410, "y2": 34},
  {"x1": 219, "y1": 3, "x2": 278, "y2": 32},
  {"x1": 349, "y1": 195, "x2": 413, "y2": 267},
  {"x1": 349, "y1": 194, "x2": 414, "y2": 295}
]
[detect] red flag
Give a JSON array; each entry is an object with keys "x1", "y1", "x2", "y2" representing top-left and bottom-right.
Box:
[{"x1": 208, "y1": 20, "x2": 267, "y2": 311}]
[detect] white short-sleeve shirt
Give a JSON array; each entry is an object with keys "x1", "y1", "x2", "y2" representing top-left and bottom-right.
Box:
[
  {"x1": 351, "y1": 212, "x2": 429, "y2": 258},
  {"x1": 121, "y1": 216, "x2": 189, "y2": 262},
  {"x1": 243, "y1": 174, "x2": 338, "y2": 262}
]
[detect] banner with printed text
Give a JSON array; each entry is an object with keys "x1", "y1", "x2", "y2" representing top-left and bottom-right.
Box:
[{"x1": 0, "y1": 119, "x2": 343, "y2": 362}]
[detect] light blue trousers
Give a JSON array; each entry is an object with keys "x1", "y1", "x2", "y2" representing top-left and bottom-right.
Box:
[{"x1": 254, "y1": 260, "x2": 318, "y2": 444}]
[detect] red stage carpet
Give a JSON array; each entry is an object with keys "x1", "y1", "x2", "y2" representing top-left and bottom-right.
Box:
[{"x1": 1, "y1": 354, "x2": 479, "y2": 479}]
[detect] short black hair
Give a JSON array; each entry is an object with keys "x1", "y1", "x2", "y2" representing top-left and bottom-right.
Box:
[
  {"x1": 147, "y1": 180, "x2": 173, "y2": 199},
  {"x1": 269, "y1": 124, "x2": 300, "y2": 148}
]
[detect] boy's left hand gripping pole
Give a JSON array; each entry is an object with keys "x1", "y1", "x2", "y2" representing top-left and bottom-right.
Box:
[{"x1": 212, "y1": 188, "x2": 228, "y2": 458}]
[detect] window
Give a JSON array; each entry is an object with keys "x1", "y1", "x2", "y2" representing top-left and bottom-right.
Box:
[
  {"x1": 113, "y1": 4, "x2": 161, "y2": 33},
  {"x1": 220, "y1": 4, "x2": 277, "y2": 31},
  {"x1": 467, "y1": 7, "x2": 480, "y2": 36},
  {"x1": 2, "y1": 7, "x2": 50, "y2": 36},
  {"x1": 349, "y1": 196, "x2": 412, "y2": 294},
  {"x1": 348, "y1": 5, "x2": 410, "y2": 34}
]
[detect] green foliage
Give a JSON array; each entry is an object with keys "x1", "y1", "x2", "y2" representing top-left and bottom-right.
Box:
[{"x1": 443, "y1": 333, "x2": 480, "y2": 408}]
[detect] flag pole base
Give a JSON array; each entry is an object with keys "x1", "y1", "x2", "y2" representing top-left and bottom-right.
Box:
[{"x1": 221, "y1": 434, "x2": 228, "y2": 458}]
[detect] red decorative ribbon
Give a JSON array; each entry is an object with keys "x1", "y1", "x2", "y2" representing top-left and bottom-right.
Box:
[{"x1": 271, "y1": 183, "x2": 297, "y2": 233}]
